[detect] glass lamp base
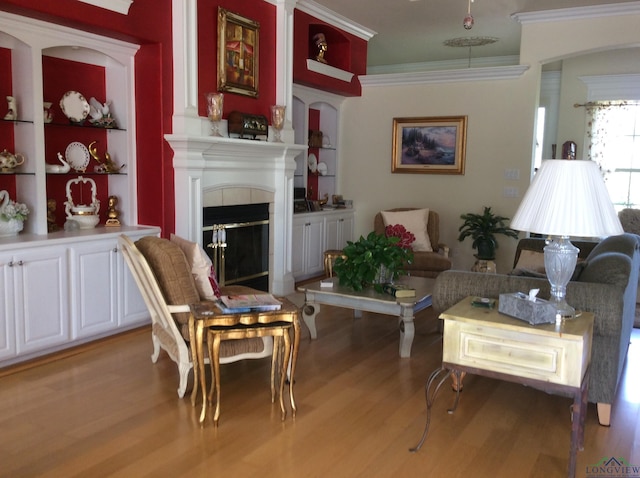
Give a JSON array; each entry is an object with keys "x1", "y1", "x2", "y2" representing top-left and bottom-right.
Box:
[{"x1": 544, "y1": 236, "x2": 579, "y2": 321}]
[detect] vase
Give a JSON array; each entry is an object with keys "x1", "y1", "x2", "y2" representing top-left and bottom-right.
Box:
[
  {"x1": 374, "y1": 264, "x2": 394, "y2": 284},
  {"x1": 0, "y1": 218, "x2": 24, "y2": 236}
]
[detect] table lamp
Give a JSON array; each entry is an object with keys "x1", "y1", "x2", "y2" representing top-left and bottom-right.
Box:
[{"x1": 510, "y1": 159, "x2": 623, "y2": 319}]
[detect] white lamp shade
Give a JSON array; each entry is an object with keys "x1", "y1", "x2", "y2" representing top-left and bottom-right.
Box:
[{"x1": 510, "y1": 159, "x2": 623, "y2": 237}]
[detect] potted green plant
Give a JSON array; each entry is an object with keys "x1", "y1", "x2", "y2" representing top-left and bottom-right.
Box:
[
  {"x1": 333, "y1": 225, "x2": 414, "y2": 291},
  {"x1": 458, "y1": 206, "x2": 519, "y2": 260}
]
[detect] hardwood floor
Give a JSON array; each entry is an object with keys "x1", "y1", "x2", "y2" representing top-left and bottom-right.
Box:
[{"x1": 1, "y1": 305, "x2": 639, "y2": 477}]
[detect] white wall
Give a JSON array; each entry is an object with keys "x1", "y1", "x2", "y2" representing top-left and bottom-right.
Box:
[{"x1": 339, "y1": 9, "x2": 640, "y2": 273}]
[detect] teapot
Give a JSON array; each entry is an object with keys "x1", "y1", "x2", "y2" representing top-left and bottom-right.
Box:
[{"x1": 0, "y1": 149, "x2": 26, "y2": 172}]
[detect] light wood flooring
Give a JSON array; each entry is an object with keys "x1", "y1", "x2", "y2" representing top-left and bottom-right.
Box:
[{"x1": 1, "y1": 305, "x2": 639, "y2": 477}]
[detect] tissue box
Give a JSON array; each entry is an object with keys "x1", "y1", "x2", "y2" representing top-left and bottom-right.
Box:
[{"x1": 498, "y1": 292, "x2": 557, "y2": 325}]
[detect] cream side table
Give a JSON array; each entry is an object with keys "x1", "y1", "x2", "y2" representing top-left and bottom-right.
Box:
[{"x1": 411, "y1": 296, "x2": 593, "y2": 478}]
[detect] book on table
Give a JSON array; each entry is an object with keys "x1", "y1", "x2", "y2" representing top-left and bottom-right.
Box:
[
  {"x1": 383, "y1": 283, "x2": 416, "y2": 298},
  {"x1": 218, "y1": 294, "x2": 283, "y2": 313}
]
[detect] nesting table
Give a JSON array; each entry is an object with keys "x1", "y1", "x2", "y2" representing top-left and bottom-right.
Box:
[
  {"x1": 189, "y1": 298, "x2": 301, "y2": 425},
  {"x1": 298, "y1": 276, "x2": 434, "y2": 358}
]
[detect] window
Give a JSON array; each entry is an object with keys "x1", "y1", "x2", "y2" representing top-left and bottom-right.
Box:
[{"x1": 586, "y1": 101, "x2": 640, "y2": 211}]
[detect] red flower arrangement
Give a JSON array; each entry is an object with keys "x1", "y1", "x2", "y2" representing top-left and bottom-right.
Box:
[{"x1": 385, "y1": 224, "x2": 415, "y2": 249}]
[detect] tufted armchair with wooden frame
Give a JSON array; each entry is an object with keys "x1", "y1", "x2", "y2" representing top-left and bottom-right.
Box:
[
  {"x1": 374, "y1": 208, "x2": 452, "y2": 278},
  {"x1": 119, "y1": 234, "x2": 274, "y2": 399}
]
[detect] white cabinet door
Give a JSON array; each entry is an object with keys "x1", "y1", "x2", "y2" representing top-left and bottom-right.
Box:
[
  {"x1": 325, "y1": 211, "x2": 354, "y2": 251},
  {"x1": 306, "y1": 217, "x2": 325, "y2": 275},
  {"x1": 12, "y1": 246, "x2": 70, "y2": 355},
  {"x1": 117, "y1": 232, "x2": 153, "y2": 326},
  {"x1": 70, "y1": 241, "x2": 118, "y2": 339},
  {"x1": 292, "y1": 214, "x2": 325, "y2": 279},
  {"x1": 0, "y1": 258, "x2": 16, "y2": 361},
  {"x1": 71, "y1": 231, "x2": 154, "y2": 338},
  {"x1": 292, "y1": 218, "x2": 306, "y2": 278}
]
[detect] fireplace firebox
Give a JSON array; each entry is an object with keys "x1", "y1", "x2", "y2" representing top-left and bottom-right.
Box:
[{"x1": 203, "y1": 203, "x2": 270, "y2": 292}]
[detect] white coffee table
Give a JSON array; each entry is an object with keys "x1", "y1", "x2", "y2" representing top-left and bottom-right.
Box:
[{"x1": 298, "y1": 276, "x2": 434, "y2": 358}]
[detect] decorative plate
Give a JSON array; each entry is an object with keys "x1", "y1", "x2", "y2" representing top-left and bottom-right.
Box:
[
  {"x1": 65, "y1": 142, "x2": 90, "y2": 172},
  {"x1": 60, "y1": 91, "x2": 90, "y2": 124},
  {"x1": 317, "y1": 161, "x2": 328, "y2": 176},
  {"x1": 308, "y1": 153, "x2": 318, "y2": 173}
]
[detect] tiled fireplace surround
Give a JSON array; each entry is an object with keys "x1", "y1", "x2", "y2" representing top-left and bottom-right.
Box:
[{"x1": 166, "y1": 136, "x2": 306, "y2": 296}]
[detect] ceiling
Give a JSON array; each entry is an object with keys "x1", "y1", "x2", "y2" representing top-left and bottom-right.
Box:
[{"x1": 310, "y1": 0, "x2": 639, "y2": 72}]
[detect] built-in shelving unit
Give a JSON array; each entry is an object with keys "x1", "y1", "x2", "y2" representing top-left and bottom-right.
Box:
[
  {"x1": 292, "y1": 84, "x2": 343, "y2": 206},
  {"x1": 0, "y1": 12, "x2": 139, "y2": 235},
  {"x1": 0, "y1": 11, "x2": 159, "y2": 369}
]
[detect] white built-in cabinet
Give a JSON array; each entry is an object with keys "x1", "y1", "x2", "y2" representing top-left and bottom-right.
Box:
[
  {"x1": 0, "y1": 227, "x2": 158, "y2": 367},
  {"x1": 0, "y1": 12, "x2": 159, "y2": 367},
  {"x1": 292, "y1": 209, "x2": 354, "y2": 281},
  {"x1": 292, "y1": 212, "x2": 325, "y2": 279},
  {"x1": 292, "y1": 84, "x2": 344, "y2": 206}
]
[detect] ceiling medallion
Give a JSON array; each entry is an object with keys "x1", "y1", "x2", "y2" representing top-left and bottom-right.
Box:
[{"x1": 443, "y1": 36, "x2": 499, "y2": 48}]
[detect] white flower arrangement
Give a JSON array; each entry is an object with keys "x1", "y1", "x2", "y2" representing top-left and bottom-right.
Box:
[{"x1": 0, "y1": 199, "x2": 29, "y2": 222}]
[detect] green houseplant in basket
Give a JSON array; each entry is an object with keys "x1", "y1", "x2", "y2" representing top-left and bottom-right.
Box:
[
  {"x1": 333, "y1": 225, "x2": 414, "y2": 291},
  {"x1": 458, "y1": 206, "x2": 519, "y2": 260}
]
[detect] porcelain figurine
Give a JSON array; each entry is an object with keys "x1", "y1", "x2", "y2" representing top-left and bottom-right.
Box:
[
  {"x1": 45, "y1": 152, "x2": 71, "y2": 174},
  {"x1": 4, "y1": 96, "x2": 16, "y2": 120},
  {"x1": 64, "y1": 176, "x2": 100, "y2": 229},
  {"x1": 0, "y1": 149, "x2": 26, "y2": 172}
]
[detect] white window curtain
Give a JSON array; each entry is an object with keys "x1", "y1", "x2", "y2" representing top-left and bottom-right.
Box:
[{"x1": 584, "y1": 100, "x2": 635, "y2": 175}]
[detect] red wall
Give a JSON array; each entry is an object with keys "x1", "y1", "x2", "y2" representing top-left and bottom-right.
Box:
[
  {"x1": 0, "y1": 1, "x2": 367, "y2": 236},
  {"x1": 293, "y1": 9, "x2": 367, "y2": 97},
  {"x1": 197, "y1": 0, "x2": 277, "y2": 120},
  {"x1": 0, "y1": 0, "x2": 174, "y2": 234}
]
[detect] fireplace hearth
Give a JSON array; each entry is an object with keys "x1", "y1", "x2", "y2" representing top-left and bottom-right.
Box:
[{"x1": 203, "y1": 203, "x2": 270, "y2": 292}]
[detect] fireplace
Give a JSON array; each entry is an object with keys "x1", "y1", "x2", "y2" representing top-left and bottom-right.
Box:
[
  {"x1": 203, "y1": 203, "x2": 270, "y2": 291},
  {"x1": 166, "y1": 132, "x2": 305, "y2": 296}
]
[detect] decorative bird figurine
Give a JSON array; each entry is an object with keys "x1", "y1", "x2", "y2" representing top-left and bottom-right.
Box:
[
  {"x1": 88, "y1": 97, "x2": 116, "y2": 128},
  {"x1": 88, "y1": 141, "x2": 125, "y2": 173},
  {"x1": 45, "y1": 152, "x2": 71, "y2": 174}
]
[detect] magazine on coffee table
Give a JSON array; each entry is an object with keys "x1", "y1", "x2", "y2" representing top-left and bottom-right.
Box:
[{"x1": 218, "y1": 294, "x2": 282, "y2": 313}]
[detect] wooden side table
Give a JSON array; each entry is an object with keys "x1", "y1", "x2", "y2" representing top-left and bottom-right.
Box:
[
  {"x1": 189, "y1": 298, "x2": 301, "y2": 425},
  {"x1": 411, "y1": 296, "x2": 593, "y2": 478}
]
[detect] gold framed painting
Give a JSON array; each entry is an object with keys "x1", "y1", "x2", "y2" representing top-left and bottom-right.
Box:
[
  {"x1": 217, "y1": 8, "x2": 259, "y2": 98},
  {"x1": 392, "y1": 116, "x2": 467, "y2": 174}
]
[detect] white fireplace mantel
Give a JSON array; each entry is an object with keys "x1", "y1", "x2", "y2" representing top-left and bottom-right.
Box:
[{"x1": 167, "y1": 134, "x2": 306, "y2": 296}]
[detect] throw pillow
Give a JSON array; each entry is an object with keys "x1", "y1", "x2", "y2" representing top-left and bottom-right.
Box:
[
  {"x1": 170, "y1": 234, "x2": 221, "y2": 299},
  {"x1": 380, "y1": 209, "x2": 433, "y2": 252},
  {"x1": 515, "y1": 250, "x2": 546, "y2": 273}
]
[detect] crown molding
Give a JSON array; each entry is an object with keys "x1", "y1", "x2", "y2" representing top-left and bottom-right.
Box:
[
  {"x1": 512, "y1": 1, "x2": 640, "y2": 24},
  {"x1": 296, "y1": 0, "x2": 377, "y2": 41},
  {"x1": 77, "y1": 0, "x2": 133, "y2": 15},
  {"x1": 579, "y1": 73, "x2": 640, "y2": 100},
  {"x1": 360, "y1": 65, "x2": 529, "y2": 87},
  {"x1": 367, "y1": 55, "x2": 520, "y2": 75}
]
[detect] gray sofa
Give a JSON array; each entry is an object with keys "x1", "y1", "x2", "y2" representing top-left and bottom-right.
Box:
[{"x1": 433, "y1": 233, "x2": 640, "y2": 426}]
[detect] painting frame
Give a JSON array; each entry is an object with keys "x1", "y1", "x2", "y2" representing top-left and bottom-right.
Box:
[
  {"x1": 217, "y1": 8, "x2": 259, "y2": 98},
  {"x1": 392, "y1": 116, "x2": 467, "y2": 175}
]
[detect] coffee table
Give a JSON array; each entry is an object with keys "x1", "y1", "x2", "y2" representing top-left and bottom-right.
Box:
[{"x1": 298, "y1": 276, "x2": 434, "y2": 358}]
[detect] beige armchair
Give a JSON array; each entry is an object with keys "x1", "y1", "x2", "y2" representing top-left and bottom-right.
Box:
[
  {"x1": 374, "y1": 208, "x2": 452, "y2": 278},
  {"x1": 119, "y1": 234, "x2": 273, "y2": 399}
]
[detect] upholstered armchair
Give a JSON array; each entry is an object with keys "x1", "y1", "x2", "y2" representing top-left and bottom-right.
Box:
[
  {"x1": 374, "y1": 208, "x2": 452, "y2": 278},
  {"x1": 119, "y1": 234, "x2": 273, "y2": 398}
]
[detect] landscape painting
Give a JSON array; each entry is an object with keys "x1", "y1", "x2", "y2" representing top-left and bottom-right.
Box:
[{"x1": 392, "y1": 116, "x2": 467, "y2": 174}]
